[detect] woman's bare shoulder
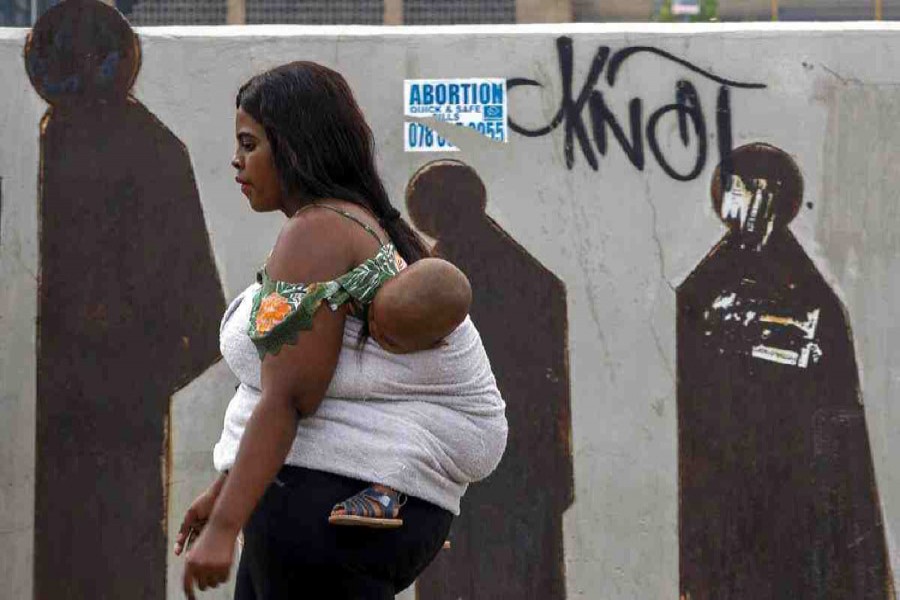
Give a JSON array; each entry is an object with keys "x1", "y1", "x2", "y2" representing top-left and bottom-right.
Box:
[{"x1": 266, "y1": 205, "x2": 362, "y2": 284}]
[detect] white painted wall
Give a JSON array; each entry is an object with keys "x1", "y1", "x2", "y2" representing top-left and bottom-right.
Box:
[
  {"x1": 0, "y1": 27, "x2": 41, "y2": 600},
  {"x1": 2, "y1": 22, "x2": 900, "y2": 599}
]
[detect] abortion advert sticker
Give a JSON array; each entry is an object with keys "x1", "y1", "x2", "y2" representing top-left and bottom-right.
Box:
[{"x1": 403, "y1": 78, "x2": 508, "y2": 152}]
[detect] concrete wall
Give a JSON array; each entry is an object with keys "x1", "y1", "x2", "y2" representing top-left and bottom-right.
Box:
[{"x1": 2, "y1": 19, "x2": 900, "y2": 599}]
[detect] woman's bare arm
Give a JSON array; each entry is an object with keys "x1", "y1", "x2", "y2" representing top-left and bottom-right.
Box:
[
  {"x1": 205, "y1": 311, "x2": 346, "y2": 535},
  {"x1": 208, "y1": 208, "x2": 360, "y2": 530},
  {"x1": 182, "y1": 207, "x2": 374, "y2": 598}
]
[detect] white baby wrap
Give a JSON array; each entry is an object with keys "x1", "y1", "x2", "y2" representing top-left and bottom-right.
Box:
[{"x1": 213, "y1": 284, "x2": 508, "y2": 514}]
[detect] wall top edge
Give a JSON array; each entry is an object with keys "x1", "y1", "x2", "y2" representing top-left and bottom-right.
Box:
[
  {"x1": 133, "y1": 21, "x2": 900, "y2": 37},
  {"x1": 0, "y1": 28, "x2": 28, "y2": 40},
  {"x1": 4, "y1": 21, "x2": 900, "y2": 42}
]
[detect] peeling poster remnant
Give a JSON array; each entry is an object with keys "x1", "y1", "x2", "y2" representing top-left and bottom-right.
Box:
[
  {"x1": 677, "y1": 143, "x2": 893, "y2": 599},
  {"x1": 25, "y1": 2, "x2": 225, "y2": 597},
  {"x1": 404, "y1": 78, "x2": 507, "y2": 152},
  {"x1": 408, "y1": 160, "x2": 573, "y2": 599}
]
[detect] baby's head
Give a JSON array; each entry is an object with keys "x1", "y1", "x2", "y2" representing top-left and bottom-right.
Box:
[{"x1": 369, "y1": 258, "x2": 472, "y2": 354}]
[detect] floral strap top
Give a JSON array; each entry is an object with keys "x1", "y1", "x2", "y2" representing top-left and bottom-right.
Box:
[{"x1": 247, "y1": 204, "x2": 405, "y2": 358}]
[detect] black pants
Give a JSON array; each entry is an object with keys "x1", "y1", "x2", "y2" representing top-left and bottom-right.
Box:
[{"x1": 234, "y1": 466, "x2": 453, "y2": 600}]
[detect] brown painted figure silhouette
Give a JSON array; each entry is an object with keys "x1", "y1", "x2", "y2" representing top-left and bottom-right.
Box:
[
  {"x1": 408, "y1": 160, "x2": 573, "y2": 599},
  {"x1": 25, "y1": 2, "x2": 225, "y2": 597},
  {"x1": 678, "y1": 143, "x2": 893, "y2": 599}
]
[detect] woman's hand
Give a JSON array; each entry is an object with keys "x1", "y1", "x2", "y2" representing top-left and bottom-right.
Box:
[
  {"x1": 174, "y1": 474, "x2": 227, "y2": 556},
  {"x1": 181, "y1": 520, "x2": 239, "y2": 600},
  {"x1": 174, "y1": 491, "x2": 215, "y2": 557}
]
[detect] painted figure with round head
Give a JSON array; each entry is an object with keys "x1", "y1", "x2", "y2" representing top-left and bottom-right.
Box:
[
  {"x1": 25, "y1": 2, "x2": 225, "y2": 597},
  {"x1": 678, "y1": 143, "x2": 891, "y2": 599},
  {"x1": 407, "y1": 158, "x2": 574, "y2": 600}
]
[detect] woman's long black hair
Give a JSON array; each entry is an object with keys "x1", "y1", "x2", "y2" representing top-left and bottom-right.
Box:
[{"x1": 236, "y1": 62, "x2": 430, "y2": 264}]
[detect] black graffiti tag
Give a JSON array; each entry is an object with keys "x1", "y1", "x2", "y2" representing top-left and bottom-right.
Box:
[{"x1": 508, "y1": 37, "x2": 766, "y2": 181}]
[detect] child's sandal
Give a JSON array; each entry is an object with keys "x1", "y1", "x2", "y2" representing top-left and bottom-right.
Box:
[{"x1": 328, "y1": 486, "x2": 406, "y2": 529}]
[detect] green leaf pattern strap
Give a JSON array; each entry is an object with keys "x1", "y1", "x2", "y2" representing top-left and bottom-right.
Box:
[{"x1": 247, "y1": 243, "x2": 401, "y2": 358}]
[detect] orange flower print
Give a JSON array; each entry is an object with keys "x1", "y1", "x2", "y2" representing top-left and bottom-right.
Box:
[
  {"x1": 394, "y1": 252, "x2": 407, "y2": 271},
  {"x1": 256, "y1": 293, "x2": 292, "y2": 334}
]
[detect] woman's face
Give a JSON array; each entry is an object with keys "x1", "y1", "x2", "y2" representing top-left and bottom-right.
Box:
[{"x1": 232, "y1": 108, "x2": 283, "y2": 213}]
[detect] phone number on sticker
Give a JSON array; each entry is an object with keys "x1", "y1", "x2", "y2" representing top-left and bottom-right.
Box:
[{"x1": 406, "y1": 122, "x2": 506, "y2": 149}]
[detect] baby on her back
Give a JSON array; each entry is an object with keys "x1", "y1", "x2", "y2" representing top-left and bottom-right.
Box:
[{"x1": 329, "y1": 257, "x2": 473, "y2": 528}]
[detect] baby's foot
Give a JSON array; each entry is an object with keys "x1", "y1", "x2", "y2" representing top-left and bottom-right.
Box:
[{"x1": 328, "y1": 484, "x2": 406, "y2": 529}]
